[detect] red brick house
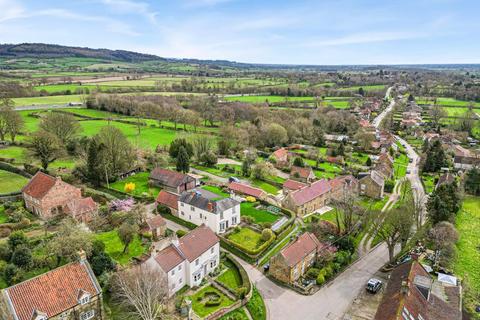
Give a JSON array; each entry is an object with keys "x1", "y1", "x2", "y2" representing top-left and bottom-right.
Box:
[
  {"x1": 156, "y1": 190, "x2": 179, "y2": 215},
  {"x1": 282, "y1": 179, "x2": 307, "y2": 195},
  {"x1": 149, "y1": 168, "x2": 195, "y2": 194},
  {"x1": 290, "y1": 166, "x2": 315, "y2": 183},
  {"x1": 375, "y1": 261, "x2": 462, "y2": 320},
  {"x1": 1, "y1": 256, "x2": 103, "y2": 320},
  {"x1": 22, "y1": 172, "x2": 95, "y2": 222},
  {"x1": 270, "y1": 148, "x2": 290, "y2": 168},
  {"x1": 328, "y1": 175, "x2": 358, "y2": 200}
]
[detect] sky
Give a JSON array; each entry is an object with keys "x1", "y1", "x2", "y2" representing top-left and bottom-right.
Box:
[{"x1": 0, "y1": 0, "x2": 479, "y2": 65}]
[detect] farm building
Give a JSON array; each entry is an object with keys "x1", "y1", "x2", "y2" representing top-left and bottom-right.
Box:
[{"x1": 149, "y1": 168, "x2": 195, "y2": 194}]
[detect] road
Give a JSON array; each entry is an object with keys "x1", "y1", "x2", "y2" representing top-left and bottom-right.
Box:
[
  {"x1": 238, "y1": 243, "x2": 395, "y2": 320},
  {"x1": 14, "y1": 104, "x2": 84, "y2": 111},
  {"x1": 372, "y1": 87, "x2": 395, "y2": 128}
]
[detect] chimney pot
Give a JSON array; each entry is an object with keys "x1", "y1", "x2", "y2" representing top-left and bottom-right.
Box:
[{"x1": 207, "y1": 202, "x2": 213, "y2": 212}]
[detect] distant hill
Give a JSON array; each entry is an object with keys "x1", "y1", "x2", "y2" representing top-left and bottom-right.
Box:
[{"x1": 0, "y1": 43, "x2": 164, "y2": 62}]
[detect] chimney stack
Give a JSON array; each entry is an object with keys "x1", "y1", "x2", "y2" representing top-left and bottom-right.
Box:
[
  {"x1": 78, "y1": 250, "x2": 87, "y2": 262},
  {"x1": 207, "y1": 202, "x2": 214, "y2": 212},
  {"x1": 401, "y1": 280, "x2": 409, "y2": 296}
]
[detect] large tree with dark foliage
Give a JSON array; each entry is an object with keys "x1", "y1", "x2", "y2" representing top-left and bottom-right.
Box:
[
  {"x1": 423, "y1": 139, "x2": 447, "y2": 173},
  {"x1": 464, "y1": 167, "x2": 480, "y2": 195},
  {"x1": 427, "y1": 183, "x2": 461, "y2": 225}
]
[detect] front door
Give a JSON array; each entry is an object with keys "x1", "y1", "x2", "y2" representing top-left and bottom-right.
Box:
[{"x1": 226, "y1": 220, "x2": 229, "y2": 229}]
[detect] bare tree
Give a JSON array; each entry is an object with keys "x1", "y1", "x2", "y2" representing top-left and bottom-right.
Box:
[
  {"x1": 30, "y1": 130, "x2": 65, "y2": 170},
  {"x1": 331, "y1": 192, "x2": 363, "y2": 235},
  {"x1": 39, "y1": 112, "x2": 82, "y2": 145},
  {"x1": 113, "y1": 265, "x2": 169, "y2": 320},
  {"x1": 429, "y1": 103, "x2": 447, "y2": 132}
]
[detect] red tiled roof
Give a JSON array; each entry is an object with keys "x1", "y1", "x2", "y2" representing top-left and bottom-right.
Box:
[
  {"x1": 272, "y1": 148, "x2": 288, "y2": 160},
  {"x1": 154, "y1": 245, "x2": 184, "y2": 272},
  {"x1": 178, "y1": 225, "x2": 219, "y2": 262},
  {"x1": 290, "y1": 166, "x2": 313, "y2": 179},
  {"x1": 290, "y1": 179, "x2": 331, "y2": 206},
  {"x1": 329, "y1": 175, "x2": 357, "y2": 190},
  {"x1": 156, "y1": 190, "x2": 179, "y2": 210},
  {"x1": 228, "y1": 182, "x2": 265, "y2": 198},
  {"x1": 21, "y1": 172, "x2": 57, "y2": 199},
  {"x1": 280, "y1": 232, "x2": 321, "y2": 267},
  {"x1": 283, "y1": 179, "x2": 307, "y2": 191},
  {"x1": 5, "y1": 261, "x2": 100, "y2": 320},
  {"x1": 150, "y1": 168, "x2": 194, "y2": 188},
  {"x1": 378, "y1": 152, "x2": 394, "y2": 165},
  {"x1": 64, "y1": 197, "x2": 97, "y2": 216},
  {"x1": 146, "y1": 215, "x2": 167, "y2": 230}
]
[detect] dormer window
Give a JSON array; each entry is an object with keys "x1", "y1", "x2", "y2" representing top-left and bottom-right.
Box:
[
  {"x1": 31, "y1": 310, "x2": 48, "y2": 320},
  {"x1": 78, "y1": 290, "x2": 91, "y2": 305}
]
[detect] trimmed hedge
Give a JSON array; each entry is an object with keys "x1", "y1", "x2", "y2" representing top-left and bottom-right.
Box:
[
  {"x1": 224, "y1": 253, "x2": 251, "y2": 297},
  {"x1": 223, "y1": 230, "x2": 276, "y2": 256},
  {"x1": 0, "y1": 162, "x2": 32, "y2": 179},
  {"x1": 159, "y1": 212, "x2": 196, "y2": 230}
]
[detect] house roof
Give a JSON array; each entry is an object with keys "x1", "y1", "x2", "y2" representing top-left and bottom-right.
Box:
[
  {"x1": 156, "y1": 190, "x2": 179, "y2": 210},
  {"x1": 228, "y1": 182, "x2": 266, "y2": 198},
  {"x1": 150, "y1": 168, "x2": 194, "y2": 188},
  {"x1": 436, "y1": 172, "x2": 455, "y2": 187},
  {"x1": 290, "y1": 179, "x2": 331, "y2": 206},
  {"x1": 179, "y1": 191, "x2": 239, "y2": 214},
  {"x1": 361, "y1": 170, "x2": 385, "y2": 186},
  {"x1": 146, "y1": 215, "x2": 166, "y2": 230},
  {"x1": 375, "y1": 261, "x2": 462, "y2": 320},
  {"x1": 378, "y1": 152, "x2": 394, "y2": 166},
  {"x1": 283, "y1": 179, "x2": 307, "y2": 191},
  {"x1": 21, "y1": 172, "x2": 58, "y2": 199},
  {"x1": 64, "y1": 197, "x2": 97, "y2": 216},
  {"x1": 280, "y1": 232, "x2": 321, "y2": 267},
  {"x1": 328, "y1": 175, "x2": 358, "y2": 191},
  {"x1": 290, "y1": 166, "x2": 314, "y2": 179},
  {"x1": 272, "y1": 148, "x2": 288, "y2": 160},
  {"x1": 5, "y1": 261, "x2": 101, "y2": 320},
  {"x1": 177, "y1": 225, "x2": 219, "y2": 262},
  {"x1": 154, "y1": 245, "x2": 184, "y2": 272}
]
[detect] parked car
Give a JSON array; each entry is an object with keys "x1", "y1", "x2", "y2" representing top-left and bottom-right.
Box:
[
  {"x1": 366, "y1": 278, "x2": 383, "y2": 294},
  {"x1": 229, "y1": 176, "x2": 240, "y2": 183},
  {"x1": 406, "y1": 169, "x2": 411, "y2": 174}
]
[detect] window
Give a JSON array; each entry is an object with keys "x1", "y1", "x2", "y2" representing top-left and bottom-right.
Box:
[
  {"x1": 181, "y1": 211, "x2": 184, "y2": 215},
  {"x1": 79, "y1": 295, "x2": 90, "y2": 305},
  {"x1": 178, "y1": 264, "x2": 182, "y2": 271},
  {"x1": 171, "y1": 269, "x2": 175, "y2": 276},
  {"x1": 195, "y1": 259, "x2": 199, "y2": 266},
  {"x1": 210, "y1": 260, "x2": 216, "y2": 268},
  {"x1": 232, "y1": 207, "x2": 236, "y2": 213},
  {"x1": 179, "y1": 277, "x2": 182, "y2": 284},
  {"x1": 232, "y1": 216, "x2": 237, "y2": 224},
  {"x1": 220, "y1": 212, "x2": 224, "y2": 220},
  {"x1": 220, "y1": 222, "x2": 225, "y2": 231},
  {"x1": 200, "y1": 213, "x2": 202, "y2": 219},
  {"x1": 194, "y1": 274, "x2": 201, "y2": 281},
  {"x1": 191, "y1": 206, "x2": 195, "y2": 211},
  {"x1": 210, "y1": 247, "x2": 214, "y2": 254},
  {"x1": 180, "y1": 203, "x2": 184, "y2": 207},
  {"x1": 80, "y1": 310, "x2": 95, "y2": 320}
]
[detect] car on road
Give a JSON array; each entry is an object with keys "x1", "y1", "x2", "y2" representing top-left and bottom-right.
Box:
[
  {"x1": 406, "y1": 169, "x2": 411, "y2": 174},
  {"x1": 229, "y1": 176, "x2": 240, "y2": 183},
  {"x1": 366, "y1": 278, "x2": 383, "y2": 294}
]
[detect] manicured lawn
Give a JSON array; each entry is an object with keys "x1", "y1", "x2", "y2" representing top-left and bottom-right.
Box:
[
  {"x1": 227, "y1": 227, "x2": 264, "y2": 251},
  {"x1": 421, "y1": 174, "x2": 436, "y2": 194},
  {"x1": 49, "y1": 158, "x2": 77, "y2": 170},
  {"x1": 109, "y1": 172, "x2": 160, "y2": 197},
  {"x1": 0, "y1": 170, "x2": 29, "y2": 194},
  {"x1": 219, "y1": 307, "x2": 249, "y2": 320},
  {"x1": 190, "y1": 285, "x2": 235, "y2": 318},
  {"x1": 240, "y1": 202, "x2": 279, "y2": 224},
  {"x1": 394, "y1": 153, "x2": 409, "y2": 179},
  {"x1": 454, "y1": 196, "x2": 480, "y2": 317},
  {"x1": 246, "y1": 287, "x2": 266, "y2": 320},
  {"x1": 217, "y1": 260, "x2": 242, "y2": 290},
  {"x1": 358, "y1": 196, "x2": 389, "y2": 211},
  {"x1": 250, "y1": 179, "x2": 280, "y2": 194},
  {"x1": 95, "y1": 230, "x2": 148, "y2": 265},
  {"x1": 417, "y1": 97, "x2": 480, "y2": 107},
  {"x1": 202, "y1": 185, "x2": 229, "y2": 197}
]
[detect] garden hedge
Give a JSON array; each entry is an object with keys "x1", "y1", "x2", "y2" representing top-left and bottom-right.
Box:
[
  {"x1": 159, "y1": 212, "x2": 196, "y2": 230},
  {"x1": 0, "y1": 162, "x2": 32, "y2": 179},
  {"x1": 222, "y1": 231, "x2": 276, "y2": 257},
  {"x1": 224, "y1": 253, "x2": 251, "y2": 297}
]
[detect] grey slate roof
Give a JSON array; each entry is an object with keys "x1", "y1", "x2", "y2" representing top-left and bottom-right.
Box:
[{"x1": 179, "y1": 191, "x2": 239, "y2": 214}]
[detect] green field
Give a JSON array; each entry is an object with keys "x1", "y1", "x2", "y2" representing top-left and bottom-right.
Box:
[
  {"x1": 0, "y1": 170, "x2": 29, "y2": 194},
  {"x1": 417, "y1": 97, "x2": 480, "y2": 107},
  {"x1": 0, "y1": 146, "x2": 27, "y2": 163},
  {"x1": 454, "y1": 196, "x2": 480, "y2": 318},
  {"x1": 338, "y1": 84, "x2": 386, "y2": 91},
  {"x1": 12, "y1": 95, "x2": 84, "y2": 106},
  {"x1": 224, "y1": 95, "x2": 315, "y2": 103}
]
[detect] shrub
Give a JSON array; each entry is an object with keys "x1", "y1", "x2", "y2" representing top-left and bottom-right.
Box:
[
  {"x1": 11, "y1": 247, "x2": 32, "y2": 269},
  {"x1": 305, "y1": 268, "x2": 320, "y2": 280},
  {"x1": 261, "y1": 228, "x2": 273, "y2": 241},
  {"x1": 316, "y1": 273, "x2": 325, "y2": 286},
  {"x1": 384, "y1": 179, "x2": 395, "y2": 193},
  {"x1": 4, "y1": 264, "x2": 23, "y2": 286},
  {"x1": 241, "y1": 216, "x2": 254, "y2": 224},
  {"x1": 337, "y1": 236, "x2": 355, "y2": 253},
  {"x1": 176, "y1": 230, "x2": 187, "y2": 237},
  {"x1": 322, "y1": 265, "x2": 334, "y2": 279},
  {"x1": 124, "y1": 182, "x2": 136, "y2": 193},
  {"x1": 335, "y1": 250, "x2": 352, "y2": 266},
  {"x1": 260, "y1": 222, "x2": 272, "y2": 229},
  {"x1": 0, "y1": 242, "x2": 12, "y2": 261},
  {"x1": 236, "y1": 286, "x2": 247, "y2": 299},
  {"x1": 8, "y1": 231, "x2": 28, "y2": 251},
  {"x1": 245, "y1": 196, "x2": 257, "y2": 202}
]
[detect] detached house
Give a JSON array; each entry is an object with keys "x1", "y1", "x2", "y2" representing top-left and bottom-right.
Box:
[
  {"x1": 149, "y1": 168, "x2": 195, "y2": 194},
  {"x1": 290, "y1": 166, "x2": 316, "y2": 183},
  {"x1": 282, "y1": 179, "x2": 331, "y2": 217},
  {"x1": 359, "y1": 170, "x2": 385, "y2": 199},
  {"x1": 22, "y1": 172, "x2": 97, "y2": 222},
  {"x1": 375, "y1": 153, "x2": 394, "y2": 179},
  {"x1": 270, "y1": 232, "x2": 325, "y2": 284},
  {"x1": 328, "y1": 175, "x2": 358, "y2": 200},
  {"x1": 270, "y1": 148, "x2": 290, "y2": 168},
  {"x1": 1, "y1": 255, "x2": 103, "y2": 320},
  {"x1": 375, "y1": 260, "x2": 462, "y2": 320},
  {"x1": 148, "y1": 225, "x2": 220, "y2": 297},
  {"x1": 178, "y1": 191, "x2": 240, "y2": 234},
  {"x1": 228, "y1": 182, "x2": 267, "y2": 200}
]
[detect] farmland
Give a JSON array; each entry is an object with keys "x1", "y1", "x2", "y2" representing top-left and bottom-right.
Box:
[{"x1": 0, "y1": 170, "x2": 29, "y2": 194}]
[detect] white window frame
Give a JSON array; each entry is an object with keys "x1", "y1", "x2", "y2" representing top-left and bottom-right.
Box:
[
  {"x1": 80, "y1": 310, "x2": 95, "y2": 320},
  {"x1": 79, "y1": 295, "x2": 90, "y2": 305}
]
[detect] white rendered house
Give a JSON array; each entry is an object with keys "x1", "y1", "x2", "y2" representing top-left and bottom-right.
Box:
[
  {"x1": 178, "y1": 191, "x2": 240, "y2": 234},
  {"x1": 148, "y1": 225, "x2": 220, "y2": 296}
]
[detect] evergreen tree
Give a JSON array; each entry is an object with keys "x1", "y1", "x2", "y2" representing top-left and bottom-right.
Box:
[
  {"x1": 464, "y1": 168, "x2": 480, "y2": 195},
  {"x1": 423, "y1": 140, "x2": 447, "y2": 173},
  {"x1": 176, "y1": 146, "x2": 190, "y2": 173},
  {"x1": 86, "y1": 137, "x2": 105, "y2": 186},
  {"x1": 365, "y1": 157, "x2": 372, "y2": 166},
  {"x1": 427, "y1": 183, "x2": 460, "y2": 224},
  {"x1": 293, "y1": 157, "x2": 305, "y2": 167},
  {"x1": 169, "y1": 138, "x2": 193, "y2": 159}
]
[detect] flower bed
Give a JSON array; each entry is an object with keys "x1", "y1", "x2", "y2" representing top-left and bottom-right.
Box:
[{"x1": 190, "y1": 285, "x2": 235, "y2": 318}]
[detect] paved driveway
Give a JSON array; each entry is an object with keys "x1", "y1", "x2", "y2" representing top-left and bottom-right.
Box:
[{"x1": 238, "y1": 243, "x2": 395, "y2": 320}]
